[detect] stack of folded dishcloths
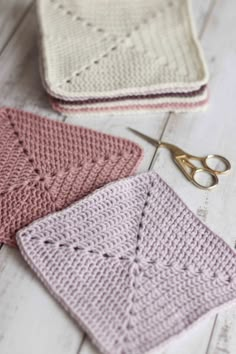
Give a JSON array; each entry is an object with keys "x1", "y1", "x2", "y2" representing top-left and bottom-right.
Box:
[{"x1": 37, "y1": 0, "x2": 209, "y2": 115}]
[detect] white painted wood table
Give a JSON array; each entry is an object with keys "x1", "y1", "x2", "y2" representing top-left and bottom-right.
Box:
[{"x1": 0, "y1": 1, "x2": 236, "y2": 353}]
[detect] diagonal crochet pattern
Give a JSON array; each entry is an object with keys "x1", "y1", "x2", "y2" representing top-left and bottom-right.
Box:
[
  {"x1": 38, "y1": 0, "x2": 208, "y2": 98},
  {"x1": 0, "y1": 108, "x2": 143, "y2": 246},
  {"x1": 38, "y1": 0, "x2": 209, "y2": 114},
  {"x1": 17, "y1": 172, "x2": 236, "y2": 354}
]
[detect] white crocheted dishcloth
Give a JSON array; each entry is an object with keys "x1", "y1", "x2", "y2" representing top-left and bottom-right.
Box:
[{"x1": 38, "y1": 0, "x2": 209, "y2": 100}]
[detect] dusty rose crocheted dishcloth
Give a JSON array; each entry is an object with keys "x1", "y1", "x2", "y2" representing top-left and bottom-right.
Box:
[
  {"x1": 17, "y1": 172, "x2": 236, "y2": 354},
  {"x1": 0, "y1": 107, "x2": 143, "y2": 246}
]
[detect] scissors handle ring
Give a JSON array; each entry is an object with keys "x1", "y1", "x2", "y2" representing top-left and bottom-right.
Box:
[
  {"x1": 204, "y1": 154, "x2": 231, "y2": 174},
  {"x1": 192, "y1": 168, "x2": 219, "y2": 190}
]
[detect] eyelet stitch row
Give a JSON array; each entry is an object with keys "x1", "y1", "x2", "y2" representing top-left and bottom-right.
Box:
[
  {"x1": 50, "y1": 0, "x2": 107, "y2": 34},
  {"x1": 0, "y1": 108, "x2": 142, "y2": 246},
  {"x1": 17, "y1": 171, "x2": 236, "y2": 354},
  {"x1": 57, "y1": 9, "x2": 164, "y2": 87}
]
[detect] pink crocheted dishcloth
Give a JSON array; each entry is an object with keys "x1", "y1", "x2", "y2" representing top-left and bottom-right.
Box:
[
  {"x1": 0, "y1": 107, "x2": 143, "y2": 247},
  {"x1": 17, "y1": 172, "x2": 236, "y2": 354}
]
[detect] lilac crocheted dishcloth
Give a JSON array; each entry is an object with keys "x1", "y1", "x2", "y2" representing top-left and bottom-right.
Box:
[
  {"x1": 0, "y1": 107, "x2": 143, "y2": 246},
  {"x1": 17, "y1": 172, "x2": 236, "y2": 354}
]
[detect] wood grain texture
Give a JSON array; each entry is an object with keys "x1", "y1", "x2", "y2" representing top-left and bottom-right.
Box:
[
  {"x1": 0, "y1": 3, "x2": 167, "y2": 354},
  {"x1": 0, "y1": 4, "x2": 85, "y2": 354},
  {"x1": 0, "y1": 247, "x2": 82, "y2": 354},
  {"x1": 66, "y1": 112, "x2": 168, "y2": 172},
  {"x1": 152, "y1": 0, "x2": 236, "y2": 353},
  {"x1": 0, "y1": 0, "x2": 32, "y2": 54},
  {"x1": 0, "y1": 0, "x2": 236, "y2": 353},
  {"x1": 0, "y1": 3, "x2": 63, "y2": 120}
]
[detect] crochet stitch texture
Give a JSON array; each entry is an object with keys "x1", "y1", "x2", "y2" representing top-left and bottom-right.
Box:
[
  {"x1": 17, "y1": 172, "x2": 236, "y2": 354},
  {"x1": 38, "y1": 0, "x2": 209, "y2": 113},
  {"x1": 51, "y1": 89, "x2": 208, "y2": 114},
  {"x1": 0, "y1": 108, "x2": 142, "y2": 246}
]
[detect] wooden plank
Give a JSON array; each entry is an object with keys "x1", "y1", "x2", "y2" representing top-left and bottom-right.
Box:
[
  {"x1": 1, "y1": 0, "x2": 233, "y2": 354},
  {"x1": 191, "y1": 0, "x2": 214, "y2": 34},
  {"x1": 77, "y1": 1, "x2": 216, "y2": 354},
  {"x1": 151, "y1": 0, "x2": 236, "y2": 353},
  {"x1": 0, "y1": 111, "x2": 168, "y2": 354},
  {"x1": 206, "y1": 310, "x2": 236, "y2": 354},
  {"x1": 153, "y1": 0, "x2": 236, "y2": 246},
  {"x1": 0, "y1": 4, "x2": 84, "y2": 353},
  {"x1": 0, "y1": 247, "x2": 82, "y2": 354},
  {"x1": 79, "y1": 319, "x2": 215, "y2": 354},
  {"x1": 0, "y1": 4, "x2": 63, "y2": 120},
  {"x1": 66, "y1": 111, "x2": 169, "y2": 172},
  {"x1": 0, "y1": 0, "x2": 32, "y2": 54},
  {"x1": 194, "y1": 1, "x2": 236, "y2": 352},
  {"x1": 0, "y1": 4, "x2": 168, "y2": 354}
]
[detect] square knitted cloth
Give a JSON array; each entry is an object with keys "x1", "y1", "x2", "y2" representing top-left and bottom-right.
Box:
[
  {"x1": 37, "y1": 0, "x2": 209, "y2": 113},
  {"x1": 0, "y1": 107, "x2": 142, "y2": 246},
  {"x1": 17, "y1": 172, "x2": 236, "y2": 354}
]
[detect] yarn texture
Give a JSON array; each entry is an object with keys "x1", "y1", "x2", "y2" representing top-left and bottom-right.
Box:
[
  {"x1": 51, "y1": 88, "x2": 208, "y2": 114},
  {"x1": 0, "y1": 108, "x2": 142, "y2": 246},
  {"x1": 17, "y1": 172, "x2": 236, "y2": 354},
  {"x1": 37, "y1": 0, "x2": 209, "y2": 113}
]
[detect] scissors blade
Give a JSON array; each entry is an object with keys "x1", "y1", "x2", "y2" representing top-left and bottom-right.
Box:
[{"x1": 128, "y1": 127, "x2": 160, "y2": 148}]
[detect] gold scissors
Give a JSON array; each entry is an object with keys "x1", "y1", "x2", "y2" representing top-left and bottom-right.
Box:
[{"x1": 128, "y1": 128, "x2": 231, "y2": 190}]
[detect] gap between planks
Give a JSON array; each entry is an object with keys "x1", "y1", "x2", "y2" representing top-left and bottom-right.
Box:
[
  {"x1": 149, "y1": 0, "x2": 217, "y2": 171},
  {"x1": 0, "y1": 1, "x2": 35, "y2": 251},
  {"x1": 0, "y1": 1, "x2": 226, "y2": 354},
  {"x1": 74, "y1": 1, "x2": 218, "y2": 354},
  {"x1": 0, "y1": 4, "x2": 165, "y2": 354},
  {"x1": 152, "y1": 1, "x2": 233, "y2": 353},
  {"x1": 0, "y1": 1, "x2": 34, "y2": 58}
]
